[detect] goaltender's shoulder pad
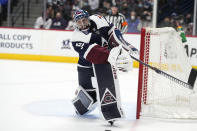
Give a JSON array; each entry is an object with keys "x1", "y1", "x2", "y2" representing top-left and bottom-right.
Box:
[
  {"x1": 89, "y1": 15, "x2": 109, "y2": 29},
  {"x1": 71, "y1": 29, "x2": 91, "y2": 43}
]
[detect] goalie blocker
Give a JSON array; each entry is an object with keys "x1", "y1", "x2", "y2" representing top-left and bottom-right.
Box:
[{"x1": 107, "y1": 26, "x2": 138, "y2": 54}]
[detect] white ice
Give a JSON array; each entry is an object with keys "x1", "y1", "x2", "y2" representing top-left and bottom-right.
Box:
[{"x1": 0, "y1": 59, "x2": 197, "y2": 131}]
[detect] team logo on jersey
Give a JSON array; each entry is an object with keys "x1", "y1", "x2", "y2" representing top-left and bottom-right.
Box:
[
  {"x1": 61, "y1": 39, "x2": 71, "y2": 49},
  {"x1": 101, "y1": 88, "x2": 116, "y2": 105}
]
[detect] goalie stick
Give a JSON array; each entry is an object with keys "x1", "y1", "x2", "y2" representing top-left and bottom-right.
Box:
[
  {"x1": 108, "y1": 28, "x2": 195, "y2": 90},
  {"x1": 122, "y1": 44, "x2": 194, "y2": 90}
]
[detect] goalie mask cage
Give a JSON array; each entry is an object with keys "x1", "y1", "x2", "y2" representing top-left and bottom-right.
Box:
[{"x1": 136, "y1": 27, "x2": 197, "y2": 119}]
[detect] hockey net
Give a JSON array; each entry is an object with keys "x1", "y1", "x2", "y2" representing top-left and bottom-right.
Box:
[{"x1": 137, "y1": 27, "x2": 197, "y2": 119}]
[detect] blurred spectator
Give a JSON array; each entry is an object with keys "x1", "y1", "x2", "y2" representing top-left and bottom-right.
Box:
[
  {"x1": 179, "y1": 15, "x2": 185, "y2": 26},
  {"x1": 47, "y1": 5, "x2": 55, "y2": 19},
  {"x1": 105, "y1": 6, "x2": 128, "y2": 34},
  {"x1": 72, "y1": 0, "x2": 80, "y2": 11},
  {"x1": 134, "y1": 0, "x2": 144, "y2": 14},
  {"x1": 62, "y1": 1, "x2": 73, "y2": 22},
  {"x1": 0, "y1": 0, "x2": 19, "y2": 25},
  {"x1": 53, "y1": 0, "x2": 65, "y2": 17},
  {"x1": 50, "y1": 12, "x2": 67, "y2": 30},
  {"x1": 80, "y1": 0, "x2": 91, "y2": 14},
  {"x1": 126, "y1": 10, "x2": 141, "y2": 33},
  {"x1": 97, "y1": 8, "x2": 106, "y2": 16},
  {"x1": 34, "y1": 10, "x2": 52, "y2": 29},
  {"x1": 170, "y1": 12, "x2": 179, "y2": 27},
  {"x1": 143, "y1": 0, "x2": 152, "y2": 12},
  {"x1": 88, "y1": 0, "x2": 99, "y2": 14},
  {"x1": 66, "y1": 10, "x2": 75, "y2": 30},
  {"x1": 100, "y1": 0, "x2": 111, "y2": 16},
  {"x1": 114, "y1": 0, "x2": 120, "y2": 6},
  {"x1": 119, "y1": 1, "x2": 129, "y2": 17},
  {"x1": 175, "y1": 15, "x2": 185, "y2": 27},
  {"x1": 185, "y1": 23, "x2": 193, "y2": 35},
  {"x1": 170, "y1": 13, "x2": 187, "y2": 30},
  {"x1": 185, "y1": 13, "x2": 192, "y2": 25},
  {"x1": 140, "y1": 10, "x2": 152, "y2": 28},
  {"x1": 158, "y1": 16, "x2": 172, "y2": 28},
  {"x1": 0, "y1": 4, "x2": 2, "y2": 25},
  {"x1": 0, "y1": 0, "x2": 8, "y2": 22},
  {"x1": 47, "y1": 0, "x2": 53, "y2": 3}
]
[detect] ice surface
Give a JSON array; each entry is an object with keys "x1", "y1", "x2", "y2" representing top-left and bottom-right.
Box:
[{"x1": 0, "y1": 60, "x2": 197, "y2": 131}]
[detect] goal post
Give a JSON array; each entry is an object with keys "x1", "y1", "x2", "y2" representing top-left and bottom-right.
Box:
[{"x1": 136, "y1": 27, "x2": 197, "y2": 119}]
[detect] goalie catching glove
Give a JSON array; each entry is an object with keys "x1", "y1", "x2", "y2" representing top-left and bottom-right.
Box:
[{"x1": 108, "y1": 45, "x2": 132, "y2": 71}]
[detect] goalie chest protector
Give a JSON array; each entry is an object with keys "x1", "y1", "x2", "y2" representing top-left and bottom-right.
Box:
[{"x1": 93, "y1": 64, "x2": 123, "y2": 121}]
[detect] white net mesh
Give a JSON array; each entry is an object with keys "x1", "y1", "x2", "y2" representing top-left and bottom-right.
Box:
[{"x1": 139, "y1": 27, "x2": 197, "y2": 119}]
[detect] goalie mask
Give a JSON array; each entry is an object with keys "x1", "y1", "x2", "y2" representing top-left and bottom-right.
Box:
[{"x1": 73, "y1": 10, "x2": 90, "y2": 32}]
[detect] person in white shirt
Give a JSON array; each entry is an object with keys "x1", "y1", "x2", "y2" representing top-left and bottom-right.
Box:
[{"x1": 34, "y1": 10, "x2": 52, "y2": 29}]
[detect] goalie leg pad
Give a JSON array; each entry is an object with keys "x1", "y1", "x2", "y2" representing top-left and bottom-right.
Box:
[
  {"x1": 72, "y1": 86, "x2": 96, "y2": 115},
  {"x1": 93, "y1": 64, "x2": 124, "y2": 121}
]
